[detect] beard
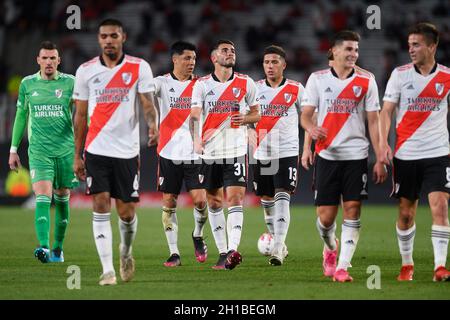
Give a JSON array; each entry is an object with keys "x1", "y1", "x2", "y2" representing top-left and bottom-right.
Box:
[{"x1": 221, "y1": 61, "x2": 235, "y2": 68}]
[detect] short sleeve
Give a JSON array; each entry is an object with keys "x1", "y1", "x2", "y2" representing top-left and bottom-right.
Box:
[
  {"x1": 301, "y1": 74, "x2": 319, "y2": 110},
  {"x1": 383, "y1": 68, "x2": 401, "y2": 103},
  {"x1": 73, "y1": 66, "x2": 89, "y2": 101},
  {"x1": 245, "y1": 77, "x2": 258, "y2": 107},
  {"x1": 365, "y1": 76, "x2": 381, "y2": 111},
  {"x1": 138, "y1": 60, "x2": 154, "y2": 93},
  {"x1": 191, "y1": 80, "x2": 204, "y2": 109}
]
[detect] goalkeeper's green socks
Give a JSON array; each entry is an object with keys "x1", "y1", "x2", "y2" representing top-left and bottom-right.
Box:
[
  {"x1": 35, "y1": 195, "x2": 51, "y2": 248},
  {"x1": 53, "y1": 194, "x2": 70, "y2": 250}
]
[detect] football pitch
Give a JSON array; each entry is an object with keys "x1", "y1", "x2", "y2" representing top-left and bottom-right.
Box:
[{"x1": 0, "y1": 205, "x2": 449, "y2": 300}]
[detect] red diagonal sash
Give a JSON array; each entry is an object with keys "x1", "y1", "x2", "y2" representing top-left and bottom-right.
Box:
[
  {"x1": 157, "y1": 79, "x2": 197, "y2": 154},
  {"x1": 395, "y1": 71, "x2": 449, "y2": 154},
  {"x1": 256, "y1": 84, "x2": 299, "y2": 146},
  {"x1": 202, "y1": 77, "x2": 246, "y2": 142},
  {"x1": 315, "y1": 76, "x2": 369, "y2": 154},
  {"x1": 85, "y1": 62, "x2": 139, "y2": 150}
]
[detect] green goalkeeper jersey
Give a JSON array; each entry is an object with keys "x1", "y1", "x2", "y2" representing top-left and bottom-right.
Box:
[{"x1": 11, "y1": 71, "x2": 75, "y2": 158}]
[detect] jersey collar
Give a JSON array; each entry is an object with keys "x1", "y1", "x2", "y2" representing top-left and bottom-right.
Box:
[
  {"x1": 99, "y1": 53, "x2": 125, "y2": 67},
  {"x1": 330, "y1": 67, "x2": 354, "y2": 79},
  {"x1": 212, "y1": 71, "x2": 234, "y2": 82},
  {"x1": 170, "y1": 72, "x2": 193, "y2": 81},
  {"x1": 265, "y1": 77, "x2": 286, "y2": 88},
  {"x1": 36, "y1": 71, "x2": 60, "y2": 81},
  {"x1": 413, "y1": 62, "x2": 437, "y2": 75}
]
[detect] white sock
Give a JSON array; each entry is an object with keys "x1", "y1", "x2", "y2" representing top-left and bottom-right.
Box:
[
  {"x1": 208, "y1": 207, "x2": 227, "y2": 254},
  {"x1": 396, "y1": 223, "x2": 416, "y2": 266},
  {"x1": 193, "y1": 205, "x2": 208, "y2": 237},
  {"x1": 261, "y1": 199, "x2": 275, "y2": 235},
  {"x1": 118, "y1": 214, "x2": 137, "y2": 257},
  {"x1": 274, "y1": 192, "x2": 290, "y2": 250},
  {"x1": 337, "y1": 219, "x2": 361, "y2": 271},
  {"x1": 93, "y1": 212, "x2": 114, "y2": 275},
  {"x1": 162, "y1": 207, "x2": 179, "y2": 255},
  {"x1": 431, "y1": 224, "x2": 450, "y2": 270},
  {"x1": 227, "y1": 206, "x2": 244, "y2": 252},
  {"x1": 316, "y1": 218, "x2": 337, "y2": 250}
]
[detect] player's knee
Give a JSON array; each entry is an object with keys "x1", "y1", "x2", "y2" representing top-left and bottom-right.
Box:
[
  {"x1": 54, "y1": 188, "x2": 70, "y2": 196},
  {"x1": 430, "y1": 199, "x2": 448, "y2": 221},
  {"x1": 194, "y1": 199, "x2": 207, "y2": 210},
  {"x1": 207, "y1": 198, "x2": 222, "y2": 210},
  {"x1": 227, "y1": 194, "x2": 244, "y2": 206},
  {"x1": 162, "y1": 195, "x2": 177, "y2": 208}
]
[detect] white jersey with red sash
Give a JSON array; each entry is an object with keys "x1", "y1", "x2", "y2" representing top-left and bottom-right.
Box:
[
  {"x1": 191, "y1": 72, "x2": 258, "y2": 160},
  {"x1": 152, "y1": 73, "x2": 198, "y2": 160},
  {"x1": 73, "y1": 54, "x2": 154, "y2": 158},
  {"x1": 254, "y1": 78, "x2": 304, "y2": 160},
  {"x1": 301, "y1": 68, "x2": 380, "y2": 161},
  {"x1": 383, "y1": 63, "x2": 450, "y2": 160}
]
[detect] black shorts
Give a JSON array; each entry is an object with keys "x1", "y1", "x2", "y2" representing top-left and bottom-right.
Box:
[
  {"x1": 200, "y1": 156, "x2": 247, "y2": 190},
  {"x1": 252, "y1": 156, "x2": 299, "y2": 197},
  {"x1": 392, "y1": 156, "x2": 450, "y2": 200},
  {"x1": 157, "y1": 156, "x2": 204, "y2": 194},
  {"x1": 85, "y1": 152, "x2": 140, "y2": 203},
  {"x1": 313, "y1": 155, "x2": 368, "y2": 206}
]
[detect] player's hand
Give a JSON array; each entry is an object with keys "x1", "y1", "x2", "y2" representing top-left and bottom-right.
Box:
[
  {"x1": 73, "y1": 156, "x2": 86, "y2": 181},
  {"x1": 148, "y1": 127, "x2": 159, "y2": 147},
  {"x1": 8, "y1": 153, "x2": 21, "y2": 172},
  {"x1": 307, "y1": 126, "x2": 328, "y2": 141},
  {"x1": 301, "y1": 149, "x2": 314, "y2": 170},
  {"x1": 193, "y1": 139, "x2": 204, "y2": 155},
  {"x1": 372, "y1": 161, "x2": 388, "y2": 184},
  {"x1": 248, "y1": 128, "x2": 257, "y2": 152},
  {"x1": 231, "y1": 113, "x2": 245, "y2": 126},
  {"x1": 379, "y1": 142, "x2": 393, "y2": 166}
]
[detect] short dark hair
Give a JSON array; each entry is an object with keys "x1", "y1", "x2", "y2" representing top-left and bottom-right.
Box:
[
  {"x1": 408, "y1": 22, "x2": 439, "y2": 45},
  {"x1": 331, "y1": 30, "x2": 360, "y2": 47},
  {"x1": 170, "y1": 41, "x2": 197, "y2": 57},
  {"x1": 40, "y1": 41, "x2": 57, "y2": 51},
  {"x1": 211, "y1": 39, "x2": 235, "y2": 54},
  {"x1": 263, "y1": 45, "x2": 286, "y2": 59},
  {"x1": 98, "y1": 18, "x2": 124, "y2": 31}
]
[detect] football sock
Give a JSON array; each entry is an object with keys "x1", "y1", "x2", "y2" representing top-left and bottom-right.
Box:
[
  {"x1": 316, "y1": 218, "x2": 337, "y2": 250},
  {"x1": 431, "y1": 224, "x2": 450, "y2": 271},
  {"x1": 118, "y1": 214, "x2": 137, "y2": 257},
  {"x1": 53, "y1": 194, "x2": 70, "y2": 250},
  {"x1": 261, "y1": 199, "x2": 275, "y2": 235},
  {"x1": 93, "y1": 212, "x2": 114, "y2": 274},
  {"x1": 396, "y1": 223, "x2": 415, "y2": 266},
  {"x1": 208, "y1": 207, "x2": 227, "y2": 254},
  {"x1": 35, "y1": 195, "x2": 51, "y2": 249},
  {"x1": 274, "y1": 192, "x2": 290, "y2": 250},
  {"x1": 227, "y1": 206, "x2": 244, "y2": 252},
  {"x1": 162, "y1": 207, "x2": 179, "y2": 255},
  {"x1": 193, "y1": 204, "x2": 208, "y2": 237},
  {"x1": 337, "y1": 219, "x2": 361, "y2": 271}
]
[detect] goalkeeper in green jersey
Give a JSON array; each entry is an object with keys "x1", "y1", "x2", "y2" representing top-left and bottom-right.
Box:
[{"x1": 8, "y1": 41, "x2": 78, "y2": 263}]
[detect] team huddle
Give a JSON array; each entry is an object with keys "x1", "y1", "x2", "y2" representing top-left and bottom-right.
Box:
[{"x1": 8, "y1": 19, "x2": 450, "y2": 285}]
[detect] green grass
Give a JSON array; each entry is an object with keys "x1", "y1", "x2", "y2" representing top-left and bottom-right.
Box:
[{"x1": 0, "y1": 205, "x2": 448, "y2": 300}]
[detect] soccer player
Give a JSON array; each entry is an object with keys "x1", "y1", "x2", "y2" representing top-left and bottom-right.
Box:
[
  {"x1": 73, "y1": 19, "x2": 157, "y2": 285},
  {"x1": 301, "y1": 30, "x2": 387, "y2": 282},
  {"x1": 251, "y1": 45, "x2": 304, "y2": 266},
  {"x1": 380, "y1": 22, "x2": 450, "y2": 282},
  {"x1": 152, "y1": 41, "x2": 208, "y2": 267},
  {"x1": 190, "y1": 39, "x2": 260, "y2": 270},
  {"x1": 8, "y1": 41, "x2": 77, "y2": 264}
]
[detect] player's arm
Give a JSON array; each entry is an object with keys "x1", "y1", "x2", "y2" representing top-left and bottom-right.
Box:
[
  {"x1": 233, "y1": 78, "x2": 261, "y2": 125},
  {"x1": 190, "y1": 106, "x2": 203, "y2": 154},
  {"x1": 73, "y1": 99, "x2": 88, "y2": 180},
  {"x1": 138, "y1": 92, "x2": 159, "y2": 147},
  {"x1": 300, "y1": 106, "x2": 327, "y2": 140},
  {"x1": 9, "y1": 82, "x2": 28, "y2": 172},
  {"x1": 379, "y1": 101, "x2": 397, "y2": 165},
  {"x1": 367, "y1": 110, "x2": 387, "y2": 184},
  {"x1": 301, "y1": 112, "x2": 317, "y2": 170}
]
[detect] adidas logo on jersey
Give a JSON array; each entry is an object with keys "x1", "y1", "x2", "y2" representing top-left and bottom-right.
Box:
[
  {"x1": 32, "y1": 91, "x2": 39, "y2": 96},
  {"x1": 258, "y1": 95, "x2": 266, "y2": 100},
  {"x1": 325, "y1": 87, "x2": 332, "y2": 93},
  {"x1": 207, "y1": 90, "x2": 215, "y2": 96},
  {"x1": 169, "y1": 88, "x2": 175, "y2": 93},
  {"x1": 407, "y1": 84, "x2": 414, "y2": 90},
  {"x1": 238, "y1": 177, "x2": 246, "y2": 183},
  {"x1": 93, "y1": 78, "x2": 100, "y2": 84},
  {"x1": 360, "y1": 189, "x2": 368, "y2": 196},
  {"x1": 131, "y1": 191, "x2": 139, "y2": 197}
]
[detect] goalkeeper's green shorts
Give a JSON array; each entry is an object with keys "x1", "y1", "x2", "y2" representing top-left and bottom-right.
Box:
[{"x1": 29, "y1": 152, "x2": 79, "y2": 189}]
